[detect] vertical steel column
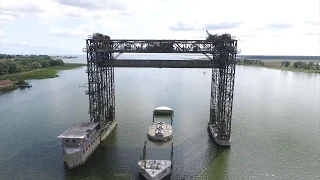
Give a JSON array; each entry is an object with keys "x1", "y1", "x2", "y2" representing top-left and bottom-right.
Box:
[
  {"x1": 87, "y1": 39, "x2": 102, "y2": 123},
  {"x1": 209, "y1": 40, "x2": 237, "y2": 144},
  {"x1": 210, "y1": 54, "x2": 221, "y2": 129},
  {"x1": 105, "y1": 53, "x2": 115, "y2": 124},
  {"x1": 86, "y1": 35, "x2": 115, "y2": 129}
]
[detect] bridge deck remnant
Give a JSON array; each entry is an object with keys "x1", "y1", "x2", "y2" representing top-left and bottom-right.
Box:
[
  {"x1": 101, "y1": 59, "x2": 221, "y2": 68},
  {"x1": 85, "y1": 31, "x2": 238, "y2": 147}
]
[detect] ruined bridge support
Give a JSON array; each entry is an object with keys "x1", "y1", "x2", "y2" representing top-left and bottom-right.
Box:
[
  {"x1": 86, "y1": 36, "x2": 115, "y2": 138},
  {"x1": 209, "y1": 52, "x2": 237, "y2": 147},
  {"x1": 84, "y1": 32, "x2": 238, "y2": 147}
]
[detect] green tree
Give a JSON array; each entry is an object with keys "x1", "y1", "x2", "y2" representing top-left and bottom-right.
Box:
[
  {"x1": 293, "y1": 61, "x2": 302, "y2": 68},
  {"x1": 301, "y1": 62, "x2": 309, "y2": 69},
  {"x1": 49, "y1": 59, "x2": 64, "y2": 66},
  {"x1": 32, "y1": 61, "x2": 41, "y2": 69},
  {"x1": 284, "y1": 61, "x2": 290, "y2": 67},
  {"x1": 0, "y1": 61, "x2": 9, "y2": 75},
  {"x1": 308, "y1": 61, "x2": 314, "y2": 69},
  {"x1": 8, "y1": 62, "x2": 22, "y2": 74},
  {"x1": 316, "y1": 63, "x2": 319, "y2": 70},
  {"x1": 0, "y1": 54, "x2": 14, "y2": 59},
  {"x1": 41, "y1": 61, "x2": 50, "y2": 68}
]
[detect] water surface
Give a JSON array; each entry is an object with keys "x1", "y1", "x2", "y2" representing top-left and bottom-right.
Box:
[{"x1": 0, "y1": 57, "x2": 319, "y2": 180}]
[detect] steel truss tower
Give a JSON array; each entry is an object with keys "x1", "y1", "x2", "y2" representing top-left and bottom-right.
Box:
[
  {"x1": 86, "y1": 34, "x2": 115, "y2": 132},
  {"x1": 209, "y1": 51, "x2": 237, "y2": 145}
]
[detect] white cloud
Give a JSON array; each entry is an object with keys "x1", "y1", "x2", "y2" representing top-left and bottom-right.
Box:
[
  {"x1": 49, "y1": 20, "x2": 106, "y2": 38},
  {"x1": 0, "y1": 0, "x2": 159, "y2": 26},
  {"x1": 0, "y1": 1, "x2": 44, "y2": 23},
  {"x1": 0, "y1": 14, "x2": 16, "y2": 22},
  {"x1": 1, "y1": 40, "x2": 58, "y2": 49},
  {"x1": 0, "y1": 0, "x2": 319, "y2": 55},
  {"x1": 0, "y1": 0, "x2": 157, "y2": 24},
  {"x1": 49, "y1": 17, "x2": 128, "y2": 38},
  {"x1": 50, "y1": 29, "x2": 86, "y2": 37},
  {"x1": 1, "y1": 3, "x2": 43, "y2": 13},
  {"x1": 55, "y1": 0, "x2": 126, "y2": 11}
]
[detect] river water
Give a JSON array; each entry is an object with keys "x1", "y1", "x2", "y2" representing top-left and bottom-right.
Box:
[{"x1": 0, "y1": 55, "x2": 319, "y2": 180}]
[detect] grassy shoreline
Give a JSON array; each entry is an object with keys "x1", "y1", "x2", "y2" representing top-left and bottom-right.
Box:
[
  {"x1": 0, "y1": 85, "x2": 18, "y2": 92},
  {"x1": 0, "y1": 63, "x2": 86, "y2": 81},
  {"x1": 239, "y1": 64, "x2": 320, "y2": 73},
  {"x1": 198, "y1": 57, "x2": 320, "y2": 73},
  {"x1": 237, "y1": 60, "x2": 320, "y2": 73}
]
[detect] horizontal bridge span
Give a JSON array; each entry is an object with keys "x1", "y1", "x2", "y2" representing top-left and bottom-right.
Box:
[
  {"x1": 90, "y1": 39, "x2": 237, "y2": 43},
  {"x1": 85, "y1": 39, "x2": 238, "y2": 54},
  {"x1": 100, "y1": 59, "x2": 221, "y2": 68}
]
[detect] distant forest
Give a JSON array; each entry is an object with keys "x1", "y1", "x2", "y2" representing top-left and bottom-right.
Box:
[
  {"x1": 0, "y1": 54, "x2": 64, "y2": 75},
  {"x1": 237, "y1": 59, "x2": 319, "y2": 70},
  {"x1": 237, "y1": 55, "x2": 320, "y2": 61}
]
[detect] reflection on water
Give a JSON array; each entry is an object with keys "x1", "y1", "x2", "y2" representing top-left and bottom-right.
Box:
[{"x1": 0, "y1": 64, "x2": 319, "y2": 180}]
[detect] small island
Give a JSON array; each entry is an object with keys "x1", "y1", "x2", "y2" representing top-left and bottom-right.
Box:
[{"x1": 0, "y1": 54, "x2": 86, "y2": 91}]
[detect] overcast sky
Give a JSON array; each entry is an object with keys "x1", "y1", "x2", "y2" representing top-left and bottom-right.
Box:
[{"x1": 0, "y1": 0, "x2": 319, "y2": 55}]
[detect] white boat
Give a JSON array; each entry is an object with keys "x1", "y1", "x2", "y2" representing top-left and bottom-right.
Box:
[
  {"x1": 138, "y1": 160, "x2": 172, "y2": 180},
  {"x1": 153, "y1": 106, "x2": 173, "y2": 115},
  {"x1": 148, "y1": 122, "x2": 172, "y2": 142},
  {"x1": 208, "y1": 123, "x2": 231, "y2": 147},
  {"x1": 138, "y1": 141, "x2": 173, "y2": 180},
  {"x1": 57, "y1": 120, "x2": 117, "y2": 169}
]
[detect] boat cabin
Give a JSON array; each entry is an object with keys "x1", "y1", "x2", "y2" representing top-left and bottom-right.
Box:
[
  {"x1": 57, "y1": 122, "x2": 100, "y2": 147},
  {"x1": 153, "y1": 106, "x2": 173, "y2": 115},
  {"x1": 57, "y1": 122, "x2": 101, "y2": 168}
]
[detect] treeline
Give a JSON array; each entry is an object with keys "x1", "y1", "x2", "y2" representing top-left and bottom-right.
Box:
[
  {"x1": 0, "y1": 54, "x2": 48, "y2": 59},
  {"x1": 289, "y1": 61, "x2": 319, "y2": 70},
  {"x1": 237, "y1": 58, "x2": 320, "y2": 71},
  {"x1": 237, "y1": 59, "x2": 264, "y2": 65},
  {"x1": 0, "y1": 54, "x2": 65, "y2": 75}
]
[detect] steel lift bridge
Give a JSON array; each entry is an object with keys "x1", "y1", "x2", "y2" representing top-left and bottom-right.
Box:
[{"x1": 83, "y1": 31, "x2": 239, "y2": 147}]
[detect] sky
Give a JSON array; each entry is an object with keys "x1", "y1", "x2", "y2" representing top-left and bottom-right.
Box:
[{"x1": 0, "y1": 0, "x2": 319, "y2": 56}]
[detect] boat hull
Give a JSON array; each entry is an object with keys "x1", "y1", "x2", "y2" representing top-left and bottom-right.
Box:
[
  {"x1": 60, "y1": 120, "x2": 117, "y2": 169},
  {"x1": 148, "y1": 134, "x2": 172, "y2": 142},
  {"x1": 63, "y1": 132, "x2": 101, "y2": 169},
  {"x1": 138, "y1": 160, "x2": 172, "y2": 180},
  {"x1": 100, "y1": 120, "x2": 117, "y2": 141},
  {"x1": 64, "y1": 139, "x2": 100, "y2": 169}
]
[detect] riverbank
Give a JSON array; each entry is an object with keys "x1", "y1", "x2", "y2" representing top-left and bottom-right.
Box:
[
  {"x1": 0, "y1": 63, "x2": 86, "y2": 81},
  {"x1": 237, "y1": 59, "x2": 320, "y2": 73},
  {"x1": 0, "y1": 85, "x2": 18, "y2": 92}
]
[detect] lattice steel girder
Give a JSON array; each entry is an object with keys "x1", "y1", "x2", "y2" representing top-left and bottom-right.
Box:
[
  {"x1": 100, "y1": 59, "x2": 221, "y2": 68},
  {"x1": 85, "y1": 39, "x2": 238, "y2": 54}
]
